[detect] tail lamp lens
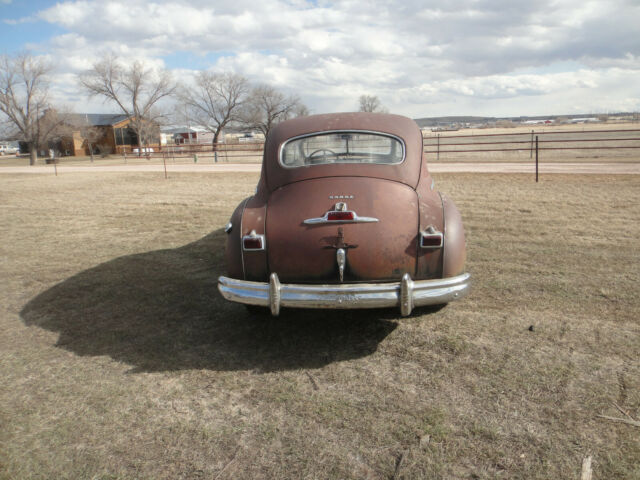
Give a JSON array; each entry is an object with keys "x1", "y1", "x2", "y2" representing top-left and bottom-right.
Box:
[
  {"x1": 420, "y1": 232, "x2": 443, "y2": 248},
  {"x1": 242, "y1": 234, "x2": 265, "y2": 250},
  {"x1": 327, "y1": 211, "x2": 355, "y2": 221}
]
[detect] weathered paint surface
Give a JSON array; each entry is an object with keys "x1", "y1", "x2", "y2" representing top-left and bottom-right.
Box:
[
  {"x1": 224, "y1": 112, "x2": 467, "y2": 285},
  {"x1": 266, "y1": 177, "x2": 418, "y2": 283}
]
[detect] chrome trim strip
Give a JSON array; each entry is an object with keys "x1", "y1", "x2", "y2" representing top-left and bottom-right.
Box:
[
  {"x1": 218, "y1": 272, "x2": 470, "y2": 317},
  {"x1": 303, "y1": 211, "x2": 379, "y2": 225},
  {"x1": 239, "y1": 198, "x2": 249, "y2": 280},
  {"x1": 438, "y1": 192, "x2": 446, "y2": 273}
]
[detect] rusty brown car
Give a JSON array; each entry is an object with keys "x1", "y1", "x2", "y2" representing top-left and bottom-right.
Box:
[{"x1": 218, "y1": 112, "x2": 470, "y2": 316}]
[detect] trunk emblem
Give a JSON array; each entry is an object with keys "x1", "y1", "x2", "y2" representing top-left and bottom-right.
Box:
[
  {"x1": 325, "y1": 227, "x2": 358, "y2": 251},
  {"x1": 325, "y1": 227, "x2": 357, "y2": 283}
]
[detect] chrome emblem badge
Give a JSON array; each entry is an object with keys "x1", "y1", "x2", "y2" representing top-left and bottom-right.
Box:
[
  {"x1": 329, "y1": 195, "x2": 354, "y2": 199},
  {"x1": 324, "y1": 227, "x2": 357, "y2": 282},
  {"x1": 336, "y1": 248, "x2": 346, "y2": 282}
]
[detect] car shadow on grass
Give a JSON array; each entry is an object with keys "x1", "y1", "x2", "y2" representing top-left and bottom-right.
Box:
[{"x1": 20, "y1": 229, "x2": 406, "y2": 373}]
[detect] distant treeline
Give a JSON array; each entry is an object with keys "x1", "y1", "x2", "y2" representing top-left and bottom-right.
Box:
[{"x1": 414, "y1": 112, "x2": 639, "y2": 127}]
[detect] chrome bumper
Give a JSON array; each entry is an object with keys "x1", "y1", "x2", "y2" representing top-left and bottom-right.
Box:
[{"x1": 217, "y1": 272, "x2": 470, "y2": 316}]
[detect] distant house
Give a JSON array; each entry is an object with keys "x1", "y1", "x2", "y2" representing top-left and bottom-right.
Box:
[
  {"x1": 55, "y1": 113, "x2": 160, "y2": 156},
  {"x1": 160, "y1": 126, "x2": 216, "y2": 145},
  {"x1": 569, "y1": 117, "x2": 599, "y2": 124},
  {"x1": 521, "y1": 119, "x2": 553, "y2": 125},
  {"x1": 223, "y1": 129, "x2": 265, "y2": 144}
]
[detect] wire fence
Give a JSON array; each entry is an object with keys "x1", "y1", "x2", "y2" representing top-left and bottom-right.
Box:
[
  {"x1": 48, "y1": 127, "x2": 640, "y2": 166},
  {"x1": 115, "y1": 142, "x2": 264, "y2": 164},
  {"x1": 423, "y1": 128, "x2": 640, "y2": 161}
]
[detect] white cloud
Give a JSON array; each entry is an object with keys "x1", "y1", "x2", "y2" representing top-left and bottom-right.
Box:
[
  {"x1": 3, "y1": 16, "x2": 35, "y2": 24},
  {"x1": 19, "y1": 0, "x2": 639, "y2": 116}
]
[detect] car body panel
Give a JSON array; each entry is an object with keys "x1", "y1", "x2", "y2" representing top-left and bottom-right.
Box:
[
  {"x1": 266, "y1": 176, "x2": 419, "y2": 283},
  {"x1": 442, "y1": 195, "x2": 467, "y2": 278}
]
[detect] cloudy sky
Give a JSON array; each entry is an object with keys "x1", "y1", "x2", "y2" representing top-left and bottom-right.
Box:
[{"x1": 1, "y1": 0, "x2": 639, "y2": 118}]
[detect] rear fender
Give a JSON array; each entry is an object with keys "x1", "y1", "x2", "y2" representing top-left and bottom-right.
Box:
[
  {"x1": 442, "y1": 195, "x2": 467, "y2": 277},
  {"x1": 225, "y1": 195, "x2": 268, "y2": 281},
  {"x1": 241, "y1": 196, "x2": 268, "y2": 281},
  {"x1": 416, "y1": 189, "x2": 445, "y2": 279},
  {"x1": 225, "y1": 199, "x2": 246, "y2": 279}
]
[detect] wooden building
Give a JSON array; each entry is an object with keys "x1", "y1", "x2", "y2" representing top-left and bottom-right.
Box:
[{"x1": 58, "y1": 114, "x2": 160, "y2": 156}]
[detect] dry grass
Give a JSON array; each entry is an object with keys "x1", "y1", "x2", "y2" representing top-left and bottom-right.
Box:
[{"x1": 1, "y1": 171, "x2": 639, "y2": 479}]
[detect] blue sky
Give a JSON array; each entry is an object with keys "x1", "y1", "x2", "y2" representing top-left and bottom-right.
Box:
[
  {"x1": 0, "y1": 0, "x2": 63, "y2": 53},
  {"x1": 1, "y1": 0, "x2": 639, "y2": 117}
]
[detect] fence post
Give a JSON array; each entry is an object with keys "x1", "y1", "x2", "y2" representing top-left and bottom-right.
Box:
[
  {"x1": 437, "y1": 134, "x2": 440, "y2": 162},
  {"x1": 530, "y1": 130, "x2": 534, "y2": 158},
  {"x1": 535, "y1": 136, "x2": 539, "y2": 183},
  {"x1": 163, "y1": 152, "x2": 168, "y2": 179}
]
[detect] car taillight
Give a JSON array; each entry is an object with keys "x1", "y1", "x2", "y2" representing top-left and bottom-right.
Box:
[
  {"x1": 420, "y1": 226, "x2": 443, "y2": 248},
  {"x1": 242, "y1": 231, "x2": 265, "y2": 251},
  {"x1": 303, "y1": 202, "x2": 379, "y2": 225},
  {"x1": 327, "y1": 211, "x2": 355, "y2": 221},
  {"x1": 243, "y1": 237, "x2": 263, "y2": 249}
]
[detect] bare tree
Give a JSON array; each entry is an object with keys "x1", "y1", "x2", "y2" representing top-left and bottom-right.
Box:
[
  {"x1": 358, "y1": 94, "x2": 387, "y2": 113},
  {"x1": 82, "y1": 125, "x2": 102, "y2": 161},
  {"x1": 180, "y1": 71, "x2": 249, "y2": 150},
  {"x1": 0, "y1": 53, "x2": 68, "y2": 165},
  {"x1": 80, "y1": 55, "x2": 175, "y2": 154},
  {"x1": 242, "y1": 85, "x2": 307, "y2": 136},
  {"x1": 292, "y1": 101, "x2": 310, "y2": 118},
  {"x1": 66, "y1": 114, "x2": 104, "y2": 161}
]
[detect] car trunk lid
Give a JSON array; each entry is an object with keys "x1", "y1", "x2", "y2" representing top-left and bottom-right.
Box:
[{"x1": 266, "y1": 177, "x2": 418, "y2": 283}]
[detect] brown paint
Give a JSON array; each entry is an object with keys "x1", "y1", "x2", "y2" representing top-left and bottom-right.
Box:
[
  {"x1": 224, "y1": 112, "x2": 466, "y2": 283},
  {"x1": 442, "y1": 195, "x2": 467, "y2": 277},
  {"x1": 266, "y1": 177, "x2": 418, "y2": 282}
]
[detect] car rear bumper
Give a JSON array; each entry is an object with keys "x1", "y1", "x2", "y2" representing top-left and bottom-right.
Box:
[{"x1": 217, "y1": 272, "x2": 470, "y2": 316}]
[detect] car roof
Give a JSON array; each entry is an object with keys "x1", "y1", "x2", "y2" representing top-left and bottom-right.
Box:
[{"x1": 262, "y1": 112, "x2": 425, "y2": 192}]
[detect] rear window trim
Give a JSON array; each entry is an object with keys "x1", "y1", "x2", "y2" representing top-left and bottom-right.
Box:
[{"x1": 278, "y1": 129, "x2": 406, "y2": 169}]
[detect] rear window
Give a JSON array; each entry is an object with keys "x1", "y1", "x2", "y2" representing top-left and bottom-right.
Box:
[{"x1": 280, "y1": 131, "x2": 405, "y2": 168}]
